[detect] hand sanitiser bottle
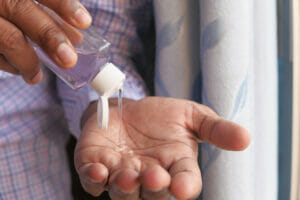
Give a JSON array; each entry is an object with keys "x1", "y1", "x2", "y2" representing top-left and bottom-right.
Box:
[{"x1": 33, "y1": 27, "x2": 126, "y2": 129}]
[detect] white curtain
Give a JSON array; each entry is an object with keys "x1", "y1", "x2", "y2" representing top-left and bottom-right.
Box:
[{"x1": 154, "y1": 0, "x2": 278, "y2": 199}]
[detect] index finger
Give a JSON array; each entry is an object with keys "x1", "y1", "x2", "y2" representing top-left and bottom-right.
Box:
[
  {"x1": 186, "y1": 103, "x2": 251, "y2": 151},
  {"x1": 36, "y1": 0, "x2": 92, "y2": 29},
  {"x1": 40, "y1": 5, "x2": 84, "y2": 45}
]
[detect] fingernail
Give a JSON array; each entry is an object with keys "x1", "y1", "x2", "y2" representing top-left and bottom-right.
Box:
[
  {"x1": 31, "y1": 69, "x2": 43, "y2": 83},
  {"x1": 112, "y1": 185, "x2": 136, "y2": 195},
  {"x1": 85, "y1": 176, "x2": 103, "y2": 184},
  {"x1": 74, "y1": 7, "x2": 92, "y2": 26},
  {"x1": 25, "y1": 69, "x2": 43, "y2": 84},
  {"x1": 143, "y1": 187, "x2": 165, "y2": 193},
  {"x1": 57, "y1": 43, "x2": 77, "y2": 67}
]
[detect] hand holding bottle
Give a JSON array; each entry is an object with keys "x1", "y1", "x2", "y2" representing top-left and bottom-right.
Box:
[
  {"x1": 0, "y1": 0, "x2": 92, "y2": 84},
  {"x1": 75, "y1": 97, "x2": 251, "y2": 200}
]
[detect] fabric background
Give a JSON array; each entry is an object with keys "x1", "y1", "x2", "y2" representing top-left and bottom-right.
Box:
[{"x1": 154, "y1": 0, "x2": 279, "y2": 199}]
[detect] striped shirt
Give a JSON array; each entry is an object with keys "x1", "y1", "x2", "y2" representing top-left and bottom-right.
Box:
[{"x1": 0, "y1": 0, "x2": 152, "y2": 199}]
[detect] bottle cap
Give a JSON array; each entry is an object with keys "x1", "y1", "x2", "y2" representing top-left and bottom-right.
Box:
[
  {"x1": 90, "y1": 63, "x2": 125, "y2": 129},
  {"x1": 90, "y1": 63, "x2": 126, "y2": 97}
]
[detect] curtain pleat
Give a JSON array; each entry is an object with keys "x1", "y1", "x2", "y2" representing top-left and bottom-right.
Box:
[{"x1": 154, "y1": 0, "x2": 278, "y2": 199}]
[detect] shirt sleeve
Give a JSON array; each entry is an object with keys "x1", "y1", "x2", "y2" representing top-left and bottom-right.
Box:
[{"x1": 56, "y1": 0, "x2": 153, "y2": 137}]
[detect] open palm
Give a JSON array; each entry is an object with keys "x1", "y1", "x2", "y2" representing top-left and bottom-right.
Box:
[{"x1": 75, "y1": 97, "x2": 250, "y2": 200}]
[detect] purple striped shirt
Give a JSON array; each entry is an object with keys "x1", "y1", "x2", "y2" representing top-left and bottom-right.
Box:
[{"x1": 0, "y1": 0, "x2": 152, "y2": 199}]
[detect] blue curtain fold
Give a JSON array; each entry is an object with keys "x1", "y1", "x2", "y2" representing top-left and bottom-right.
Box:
[{"x1": 154, "y1": 0, "x2": 280, "y2": 199}]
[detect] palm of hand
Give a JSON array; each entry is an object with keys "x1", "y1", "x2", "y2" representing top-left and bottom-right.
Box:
[{"x1": 75, "y1": 97, "x2": 250, "y2": 200}]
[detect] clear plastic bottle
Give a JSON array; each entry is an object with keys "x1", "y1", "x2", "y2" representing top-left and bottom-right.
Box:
[{"x1": 33, "y1": 27, "x2": 126, "y2": 129}]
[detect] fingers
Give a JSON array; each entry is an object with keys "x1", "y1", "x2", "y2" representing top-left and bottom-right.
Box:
[
  {"x1": 187, "y1": 103, "x2": 251, "y2": 151},
  {"x1": 108, "y1": 169, "x2": 140, "y2": 200},
  {"x1": 0, "y1": 0, "x2": 92, "y2": 80},
  {"x1": 78, "y1": 163, "x2": 109, "y2": 197},
  {"x1": 78, "y1": 162, "x2": 201, "y2": 200},
  {"x1": 40, "y1": 6, "x2": 84, "y2": 45},
  {"x1": 1, "y1": 0, "x2": 78, "y2": 69},
  {"x1": 169, "y1": 157, "x2": 202, "y2": 200},
  {"x1": 37, "y1": 0, "x2": 92, "y2": 29},
  {"x1": 140, "y1": 165, "x2": 171, "y2": 200},
  {"x1": 0, "y1": 55, "x2": 19, "y2": 75},
  {"x1": 0, "y1": 17, "x2": 42, "y2": 84}
]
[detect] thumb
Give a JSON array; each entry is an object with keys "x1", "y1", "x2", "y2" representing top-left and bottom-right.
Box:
[{"x1": 187, "y1": 103, "x2": 251, "y2": 151}]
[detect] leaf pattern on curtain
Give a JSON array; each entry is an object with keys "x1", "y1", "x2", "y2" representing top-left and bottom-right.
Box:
[{"x1": 155, "y1": 16, "x2": 184, "y2": 97}]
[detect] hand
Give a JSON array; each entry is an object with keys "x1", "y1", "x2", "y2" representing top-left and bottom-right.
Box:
[
  {"x1": 75, "y1": 97, "x2": 250, "y2": 200},
  {"x1": 0, "y1": 0, "x2": 91, "y2": 84}
]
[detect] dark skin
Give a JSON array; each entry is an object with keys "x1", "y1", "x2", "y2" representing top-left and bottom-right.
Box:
[
  {"x1": 75, "y1": 97, "x2": 250, "y2": 200},
  {"x1": 0, "y1": 0, "x2": 90, "y2": 84},
  {"x1": 0, "y1": 1, "x2": 251, "y2": 199}
]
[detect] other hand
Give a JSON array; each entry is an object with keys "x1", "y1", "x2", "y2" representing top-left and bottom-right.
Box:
[
  {"x1": 75, "y1": 97, "x2": 250, "y2": 200},
  {"x1": 0, "y1": 0, "x2": 91, "y2": 84}
]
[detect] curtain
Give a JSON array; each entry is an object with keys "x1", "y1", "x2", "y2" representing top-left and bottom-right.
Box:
[
  {"x1": 278, "y1": 0, "x2": 293, "y2": 199},
  {"x1": 154, "y1": 0, "x2": 278, "y2": 199}
]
